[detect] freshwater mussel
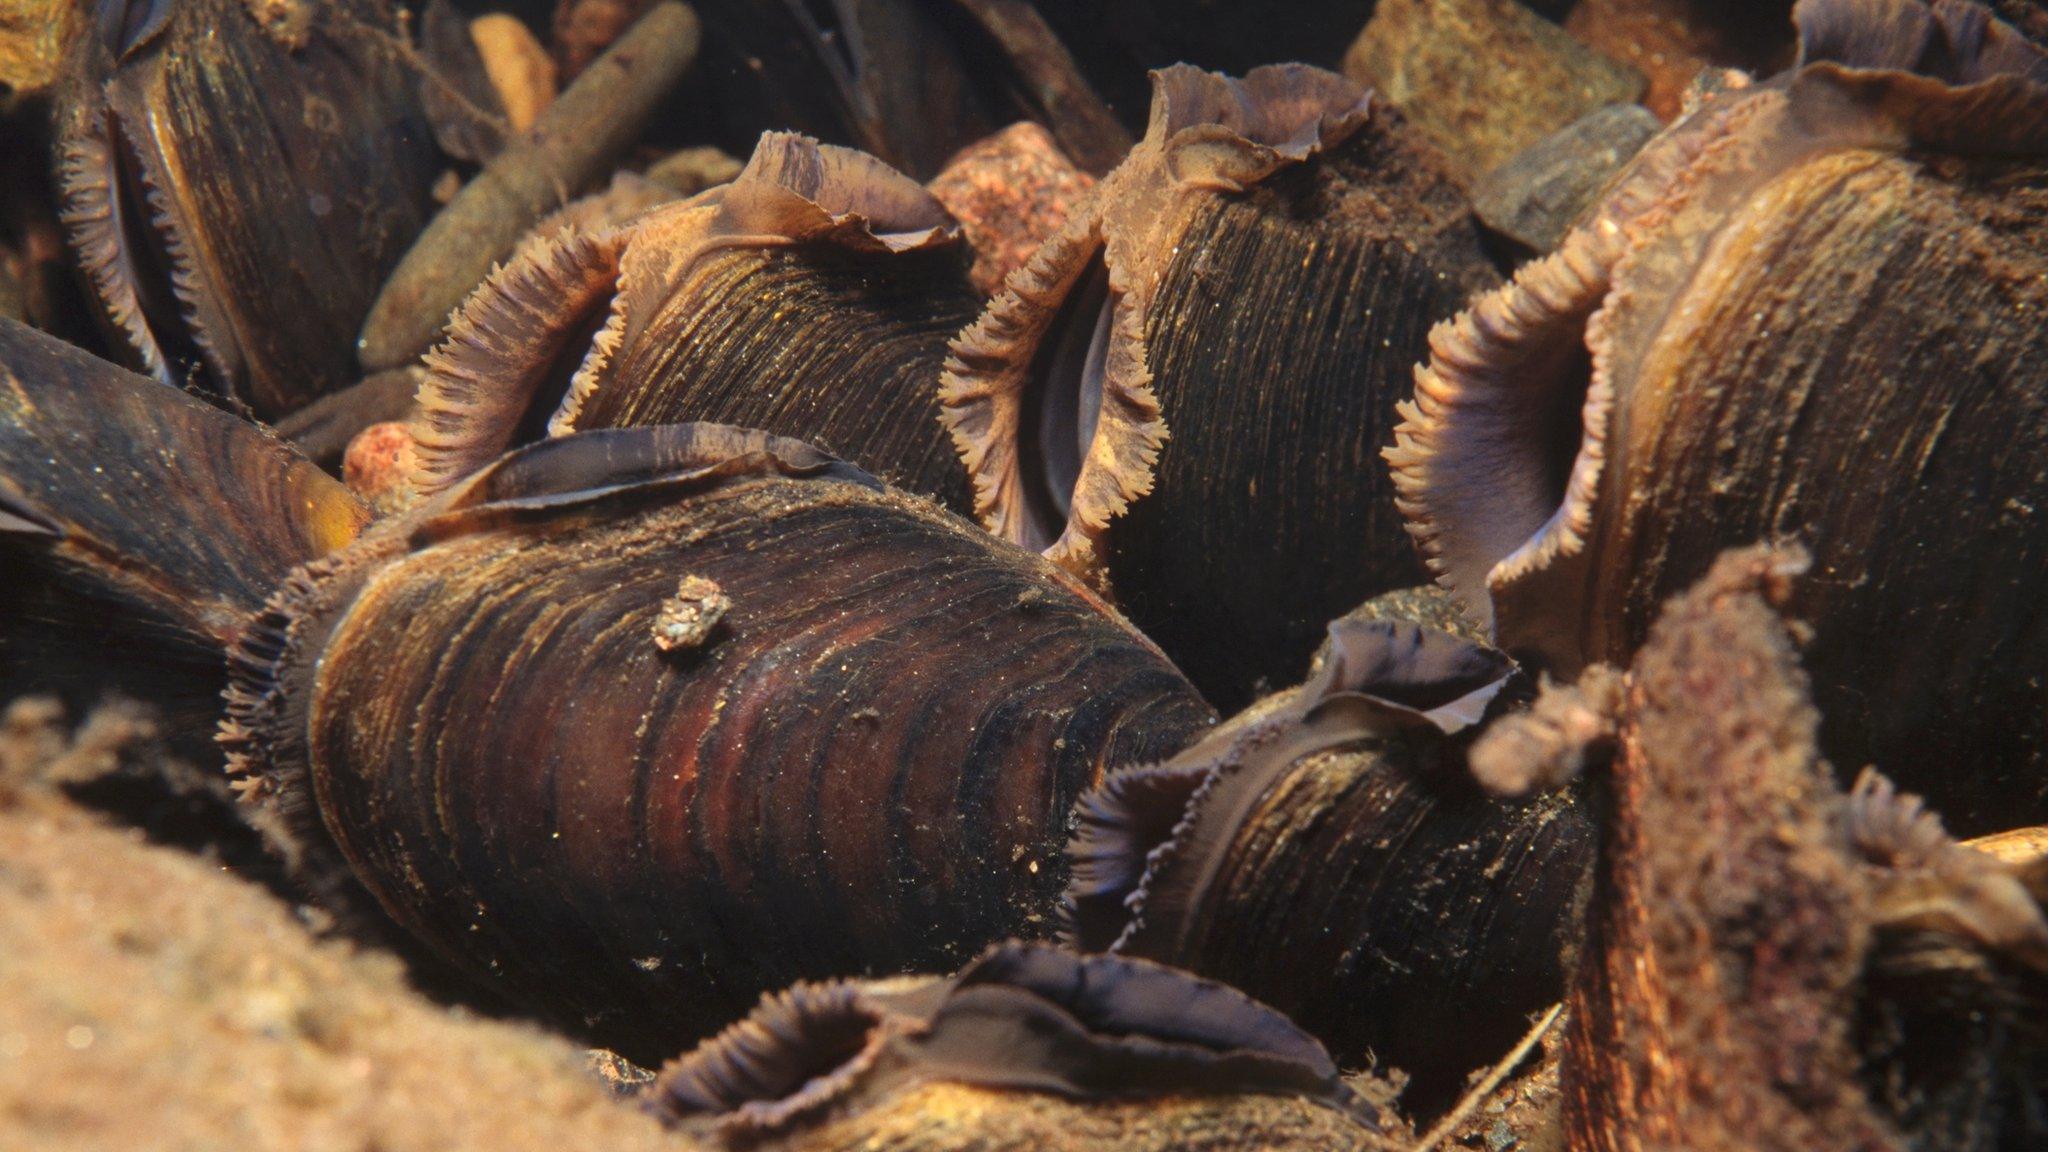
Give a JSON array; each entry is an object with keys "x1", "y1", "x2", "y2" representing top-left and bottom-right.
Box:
[
  {"x1": 647, "y1": 942, "x2": 1393, "y2": 1151},
  {"x1": 1520, "y1": 545, "x2": 2048, "y2": 1151},
  {"x1": 1389, "y1": 0, "x2": 2048, "y2": 831},
  {"x1": 941, "y1": 61, "x2": 1498, "y2": 709},
  {"x1": 0, "y1": 318, "x2": 369, "y2": 753},
  {"x1": 383, "y1": 130, "x2": 982, "y2": 513},
  {"x1": 1065, "y1": 600, "x2": 1595, "y2": 1108},
  {"x1": 53, "y1": 0, "x2": 459, "y2": 419},
  {"x1": 0, "y1": 319, "x2": 1215, "y2": 1060}
]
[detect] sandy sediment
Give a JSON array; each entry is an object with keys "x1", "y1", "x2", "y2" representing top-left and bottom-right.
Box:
[{"x1": 0, "y1": 698, "x2": 693, "y2": 1152}]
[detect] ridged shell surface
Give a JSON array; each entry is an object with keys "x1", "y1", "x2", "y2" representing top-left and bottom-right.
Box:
[{"x1": 228, "y1": 425, "x2": 1214, "y2": 1060}]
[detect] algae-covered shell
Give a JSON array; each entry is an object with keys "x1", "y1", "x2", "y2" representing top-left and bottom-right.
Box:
[
  {"x1": 1064, "y1": 612, "x2": 1594, "y2": 1106},
  {"x1": 941, "y1": 63, "x2": 1498, "y2": 709},
  {"x1": 0, "y1": 317, "x2": 369, "y2": 748},
  {"x1": 647, "y1": 942, "x2": 1391, "y2": 1152},
  {"x1": 1389, "y1": 0, "x2": 2048, "y2": 832},
  {"x1": 221, "y1": 422, "x2": 1214, "y2": 1061},
  {"x1": 394, "y1": 132, "x2": 981, "y2": 513},
  {"x1": 1558, "y1": 544, "x2": 2048, "y2": 1152},
  {"x1": 53, "y1": 0, "x2": 448, "y2": 419}
]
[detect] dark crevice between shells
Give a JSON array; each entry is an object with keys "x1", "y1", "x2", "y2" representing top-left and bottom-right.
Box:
[
  {"x1": 1064, "y1": 620, "x2": 1514, "y2": 955},
  {"x1": 1015, "y1": 254, "x2": 1111, "y2": 553},
  {"x1": 648, "y1": 943, "x2": 1379, "y2": 1136}
]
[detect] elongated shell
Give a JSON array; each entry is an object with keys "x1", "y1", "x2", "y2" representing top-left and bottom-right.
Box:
[
  {"x1": 1064, "y1": 613, "x2": 1594, "y2": 1107},
  {"x1": 0, "y1": 318, "x2": 369, "y2": 749},
  {"x1": 1389, "y1": 0, "x2": 2048, "y2": 832},
  {"x1": 399, "y1": 132, "x2": 981, "y2": 512},
  {"x1": 941, "y1": 63, "x2": 1498, "y2": 709},
  {"x1": 647, "y1": 942, "x2": 1391, "y2": 1151},
  {"x1": 1560, "y1": 544, "x2": 2048, "y2": 1152},
  {"x1": 222, "y1": 423, "x2": 1214, "y2": 1061},
  {"x1": 53, "y1": 0, "x2": 448, "y2": 419}
]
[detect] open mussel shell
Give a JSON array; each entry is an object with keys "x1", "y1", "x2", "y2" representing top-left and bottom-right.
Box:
[
  {"x1": 0, "y1": 318, "x2": 369, "y2": 752},
  {"x1": 1556, "y1": 544, "x2": 2048, "y2": 1151},
  {"x1": 1389, "y1": 0, "x2": 2048, "y2": 832},
  {"x1": 646, "y1": 942, "x2": 1391, "y2": 1151},
  {"x1": 52, "y1": 0, "x2": 448, "y2": 419},
  {"x1": 222, "y1": 422, "x2": 1214, "y2": 1061},
  {"x1": 1064, "y1": 609, "x2": 1595, "y2": 1108},
  {"x1": 393, "y1": 132, "x2": 981, "y2": 514},
  {"x1": 941, "y1": 62, "x2": 1498, "y2": 710}
]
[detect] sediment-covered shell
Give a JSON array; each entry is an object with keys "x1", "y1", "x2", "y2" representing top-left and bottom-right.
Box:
[
  {"x1": 1389, "y1": 0, "x2": 2048, "y2": 832},
  {"x1": 1063, "y1": 610, "x2": 1595, "y2": 1107},
  {"x1": 941, "y1": 63, "x2": 1498, "y2": 709},
  {"x1": 1548, "y1": 543, "x2": 2048, "y2": 1152},
  {"x1": 222, "y1": 422, "x2": 1214, "y2": 1061},
  {"x1": 0, "y1": 318, "x2": 369, "y2": 750},
  {"x1": 52, "y1": 0, "x2": 452, "y2": 419},
  {"x1": 646, "y1": 942, "x2": 1392, "y2": 1151},
  {"x1": 395, "y1": 132, "x2": 982, "y2": 513}
]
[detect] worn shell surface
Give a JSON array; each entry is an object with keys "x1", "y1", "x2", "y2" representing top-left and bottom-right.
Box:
[
  {"x1": 942, "y1": 63, "x2": 1498, "y2": 710},
  {"x1": 399, "y1": 132, "x2": 981, "y2": 513},
  {"x1": 1064, "y1": 612, "x2": 1594, "y2": 1107},
  {"x1": 0, "y1": 318, "x2": 369, "y2": 748},
  {"x1": 222, "y1": 422, "x2": 1215, "y2": 1061},
  {"x1": 1558, "y1": 544, "x2": 2048, "y2": 1152},
  {"x1": 647, "y1": 942, "x2": 1390, "y2": 1151},
  {"x1": 53, "y1": 0, "x2": 449, "y2": 419},
  {"x1": 1389, "y1": 0, "x2": 2048, "y2": 832}
]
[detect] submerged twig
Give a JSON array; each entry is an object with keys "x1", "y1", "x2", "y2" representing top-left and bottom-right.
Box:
[{"x1": 357, "y1": 1, "x2": 701, "y2": 372}]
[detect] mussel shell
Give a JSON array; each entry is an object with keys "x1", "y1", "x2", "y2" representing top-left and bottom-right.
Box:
[
  {"x1": 402, "y1": 134, "x2": 981, "y2": 514},
  {"x1": 1066, "y1": 613, "x2": 1594, "y2": 1107},
  {"x1": 648, "y1": 942, "x2": 1388, "y2": 1151},
  {"x1": 53, "y1": 0, "x2": 445, "y2": 418},
  {"x1": 1564, "y1": 543, "x2": 2048, "y2": 1151},
  {"x1": 943, "y1": 64, "x2": 1498, "y2": 711},
  {"x1": 1390, "y1": 0, "x2": 2048, "y2": 832},
  {"x1": 225, "y1": 423, "x2": 1214, "y2": 1061},
  {"x1": 0, "y1": 318, "x2": 368, "y2": 749}
]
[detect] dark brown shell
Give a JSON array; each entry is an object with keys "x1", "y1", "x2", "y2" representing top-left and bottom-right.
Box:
[
  {"x1": 646, "y1": 942, "x2": 1388, "y2": 1151},
  {"x1": 398, "y1": 132, "x2": 982, "y2": 514},
  {"x1": 941, "y1": 63, "x2": 1499, "y2": 710},
  {"x1": 1063, "y1": 612, "x2": 1594, "y2": 1108},
  {"x1": 222, "y1": 423, "x2": 1214, "y2": 1062},
  {"x1": 52, "y1": 0, "x2": 448, "y2": 419},
  {"x1": 1561, "y1": 543, "x2": 2048, "y2": 1152},
  {"x1": 1389, "y1": 0, "x2": 2048, "y2": 833},
  {"x1": 0, "y1": 318, "x2": 369, "y2": 753}
]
